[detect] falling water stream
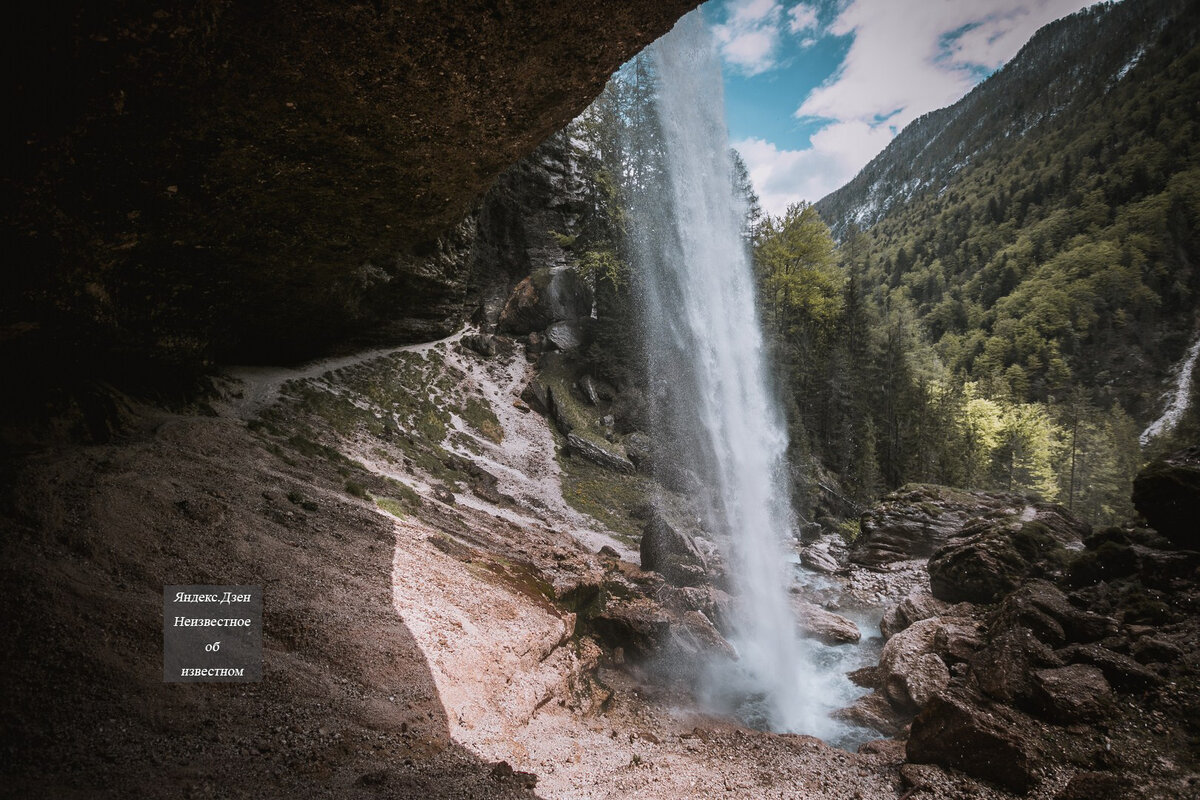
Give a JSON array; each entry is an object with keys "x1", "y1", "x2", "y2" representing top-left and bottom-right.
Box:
[
  {"x1": 626, "y1": 12, "x2": 866, "y2": 742},
  {"x1": 1140, "y1": 330, "x2": 1200, "y2": 446}
]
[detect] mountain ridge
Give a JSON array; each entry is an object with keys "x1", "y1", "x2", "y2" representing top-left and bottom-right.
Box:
[{"x1": 815, "y1": 0, "x2": 1182, "y2": 238}]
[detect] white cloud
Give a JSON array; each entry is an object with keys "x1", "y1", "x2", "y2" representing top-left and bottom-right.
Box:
[
  {"x1": 735, "y1": 123, "x2": 895, "y2": 216},
  {"x1": 799, "y1": 0, "x2": 1096, "y2": 130},
  {"x1": 712, "y1": 0, "x2": 786, "y2": 75},
  {"x1": 737, "y1": 0, "x2": 1095, "y2": 210},
  {"x1": 787, "y1": 3, "x2": 820, "y2": 34}
]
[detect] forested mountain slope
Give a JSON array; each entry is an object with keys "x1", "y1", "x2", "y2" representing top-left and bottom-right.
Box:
[
  {"x1": 817, "y1": 0, "x2": 1189, "y2": 239},
  {"x1": 756, "y1": 0, "x2": 1200, "y2": 524},
  {"x1": 817, "y1": 0, "x2": 1199, "y2": 414}
]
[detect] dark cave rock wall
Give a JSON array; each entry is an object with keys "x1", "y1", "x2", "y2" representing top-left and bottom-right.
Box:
[
  {"x1": 2, "y1": 0, "x2": 701, "y2": 387},
  {"x1": 471, "y1": 130, "x2": 598, "y2": 330}
]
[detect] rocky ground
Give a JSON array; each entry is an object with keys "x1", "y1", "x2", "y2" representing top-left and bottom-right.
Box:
[
  {"x1": 2, "y1": 325, "x2": 1198, "y2": 799},
  {"x1": 835, "y1": 481, "x2": 1200, "y2": 799},
  {"x1": 0, "y1": 332, "x2": 891, "y2": 799}
]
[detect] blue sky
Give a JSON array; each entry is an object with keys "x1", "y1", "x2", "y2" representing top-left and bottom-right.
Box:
[{"x1": 701, "y1": 0, "x2": 1100, "y2": 215}]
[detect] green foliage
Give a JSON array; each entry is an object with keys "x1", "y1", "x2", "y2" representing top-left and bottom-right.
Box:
[
  {"x1": 784, "y1": 0, "x2": 1200, "y2": 522},
  {"x1": 374, "y1": 496, "x2": 407, "y2": 518},
  {"x1": 756, "y1": 202, "x2": 843, "y2": 335},
  {"x1": 834, "y1": 18, "x2": 1200, "y2": 411},
  {"x1": 460, "y1": 396, "x2": 503, "y2": 444},
  {"x1": 578, "y1": 246, "x2": 625, "y2": 291},
  {"x1": 572, "y1": 13, "x2": 1199, "y2": 527}
]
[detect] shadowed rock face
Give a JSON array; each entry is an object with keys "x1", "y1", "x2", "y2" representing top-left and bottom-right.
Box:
[
  {"x1": 3, "y1": 0, "x2": 700, "y2": 390},
  {"x1": 1133, "y1": 445, "x2": 1200, "y2": 549}
]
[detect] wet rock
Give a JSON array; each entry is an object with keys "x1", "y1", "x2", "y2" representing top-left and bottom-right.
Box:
[
  {"x1": 880, "y1": 589, "x2": 950, "y2": 639},
  {"x1": 799, "y1": 546, "x2": 840, "y2": 575},
  {"x1": 990, "y1": 580, "x2": 1117, "y2": 647},
  {"x1": 661, "y1": 585, "x2": 734, "y2": 634},
  {"x1": 589, "y1": 598, "x2": 670, "y2": 661},
  {"x1": 792, "y1": 600, "x2": 861, "y2": 646},
  {"x1": 565, "y1": 433, "x2": 635, "y2": 474},
  {"x1": 670, "y1": 610, "x2": 738, "y2": 661},
  {"x1": 497, "y1": 276, "x2": 544, "y2": 334},
  {"x1": 640, "y1": 515, "x2": 708, "y2": 588},
  {"x1": 1057, "y1": 643, "x2": 1163, "y2": 691},
  {"x1": 908, "y1": 690, "x2": 1041, "y2": 793},
  {"x1": 520, "y1": 379, "x2": 550, "y2": 416},
  {"x1": 461, "y1": 333, "x2": 502, "y2": 358},
  {"x1": 589, "y1": 596, "x2": 734, "y2": 664},
  {"x1": 545, "y1": 319, "x2": 590, "y2": 352},
  {"x1": 576, "y1": 374, "x2": 604, "y2": 405},
  {"x1": 1132, "y1": 445, "x2": 1200, "y2": 548},
  {"x1": 1032, "y1": 664, "x2": 1112, "y2": 722},
  {"x1": 931, "y1": 619, "x2": 985, "y2": 663},
  {"x1": 833, "y1": 692, "x2": 908, "y2": 737},
  {"x1": 1131, "y1": 636, "x2": 1184, "y2": 664},
  {"x1": 878, "y1": 618, "x2": 950, "y2": 710},
  {"x1": 498, "y1": 268, "x2": 593, "y2": 335},
  {"x1": 851, "y1": 484, "x2": 1017, "y2": 567},
  {"x1": 1055, "y1": 771, "x2": 1137, "y2": 800},
  {"x1": 623, "y1": 431, "x2": 652, "y2": 471},
  {"x1": 972, "y1": 626, "x2": 1062, "y2": 705},
  {"x1": 929, "y1": 515, "x2": 1080, "y2": 604}
]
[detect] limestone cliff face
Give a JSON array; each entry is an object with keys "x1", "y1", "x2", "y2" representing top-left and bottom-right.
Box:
[{"x1": 3, "y1": 0, "x2": 699, "y2": 392}]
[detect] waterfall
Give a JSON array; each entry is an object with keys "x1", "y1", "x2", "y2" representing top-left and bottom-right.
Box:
[
  {"x1": 1140, "y1": 331, "x2": 1200, "y2": 447},
  {"x1": 624, "y1": 11, "x2": 847, "y2": 738}
]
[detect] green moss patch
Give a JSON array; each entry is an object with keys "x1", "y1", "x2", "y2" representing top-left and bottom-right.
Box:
[
  {"x1": 558, "y1": 445, "x2": 651, "y2": 544},
  {"x1": 460, "y1": 396, "x2": 504, "y2": 443},
  {"x1": 374, "y1": 496, "x2": 408, "y2": 518}
]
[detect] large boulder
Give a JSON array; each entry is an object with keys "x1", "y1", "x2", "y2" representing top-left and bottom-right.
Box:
[
  {"x1": 799, "y1": 546, "x2": 841, "y2": 575},
  {"x1": 545, "y1": 319, "x2": 593, "y2": 352},
  {"x1": 640, "y1": 515, "x2": 708, "y2": 587},
  {"x1": 660, "y1": 585, "x2": 734, "y2": 635},
  {"x1": 988, "y1": 580, "x2": 1117, "y2": 647},
  {"x1": 971, "y1": 626, "x2": 1062, "y2": 705},
  {"x1": 565, "y1": 433, "x2": 635, "y2": 475},
  {"x1": 928, "y1": 511, "x2": 1084, "y2": 604},
  {"x1": 877, "y1": 618, "x2": 951, "y2": 710},
  {"x1": 880, "y1": 589, "x2": 951, "y2": 639},
  {"x1": 588, "y1": 596, "x2": 735, "y2": 664},
  {"x1": 851, "y1": 485, "x2": 1019, "y2": 567},
  {"x1": 588, "y1": 597, "x2": 670, "y2": 661},
  {"x1": 1032, "y1": 664, "x2": 1113, "y2": 723},
  {"x1": 792, "y1": 600, "x2": 862, "y2": 646},
  {"x1": 498, "y1": 268, "x2": 593, "y2": 335},
  {"x1": 908, "y1": 690, "x2": 1042, "y2": 793},
  {"x1": 1132, "y1": 445, "x2": 1200, "y2": 549}
]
